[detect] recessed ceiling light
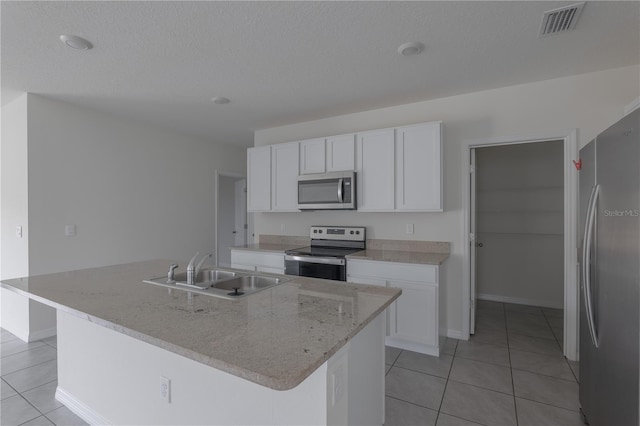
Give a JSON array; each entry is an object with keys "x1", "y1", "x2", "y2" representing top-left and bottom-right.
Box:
[
  {"x1": 211, "y1": 97, "x2": 231, "y2": 105},
  {"x1": 59, "y1": 35, "x2": 93, "y2": 50},
  {"x1": 397, "y1": 42, "x2": 424, "y2": 56}
]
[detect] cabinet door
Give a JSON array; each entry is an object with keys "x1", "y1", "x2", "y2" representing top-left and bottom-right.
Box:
[
  {"x1": 247, "y1": 146, "x2": 271, "y2": 212},
  {"x1": 388, "y1": 281, "x2": 438, "y2": 347},
  {"x1": 356, "y1": 129, "x2": 395, "y2": 211},
  {"x1": 396, "y1": 122, "x2": 442, "y2": 211},
  {"x1": 327, "y1": 134, "x2": 355, "y2": 172},
  {"x1": 299, "y1": 138, "x2": 326, "y2": 174},
  {"x1": 271, "y1": 142, "x2": 300, "y2": 211},
  {"x1": 346, "y1": 275, "x2": 387, "y2": 287}
]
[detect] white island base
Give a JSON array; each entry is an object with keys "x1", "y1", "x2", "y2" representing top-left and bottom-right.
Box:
[{"x1": 55, "y1": 310, "x2": 386, "y2": 426}]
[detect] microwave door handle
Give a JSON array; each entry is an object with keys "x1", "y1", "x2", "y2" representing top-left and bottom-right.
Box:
[{"x1": 337, "y1": 178, "x2": 344, "y2": 202}]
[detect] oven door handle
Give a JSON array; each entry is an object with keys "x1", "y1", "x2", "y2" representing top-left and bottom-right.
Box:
[{"x1": 285, "y1": 255, "x2": 345, "y2": 266}]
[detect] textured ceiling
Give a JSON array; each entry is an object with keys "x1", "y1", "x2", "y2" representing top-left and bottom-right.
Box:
[{"x1": 2, "y1": 1, "x2": 638, "y2": 147}]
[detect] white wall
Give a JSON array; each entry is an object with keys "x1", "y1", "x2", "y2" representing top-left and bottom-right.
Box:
[
  {"x1": 1, "y1": 94, "x2": 246, "y2": 340},
  {"x1": 1, "y1": 94, "x2": 32, "y2": 339},
  {"x1": 26, "y1": 95, "x2": 247, "y2": 275},
  {"x1": 253, "y1": 65, "x2": 640, "y2": 335},
  {"x1": 476, "y1": 140, "x2": 564, "y2": 308},
  {"x1": 1, "y1": 94, "x2": 29, "y2": 280}
]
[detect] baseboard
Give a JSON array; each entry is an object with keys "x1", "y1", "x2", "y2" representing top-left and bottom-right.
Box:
[
  {"x1": 477, "y1": 293, "x2": 562, "y2": 309},
  {"x1": 446, "y1": 329, "x2": 465, "y2": 340},
  {"x1": 29, "y1": 327, "x2": 56, "y2": 342},
  {"x1": 385, "y1": 337, "x2": 439, "y2": 356},
  {"x1": 55, "y1": 386, "x2": 112, "y2": 426}
]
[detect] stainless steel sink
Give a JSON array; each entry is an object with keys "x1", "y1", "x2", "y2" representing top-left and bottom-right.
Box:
[
  {"x1": 211, "y1": 275, "x2": 286, "y2": 292},
  {"x1": 169, "y1": 270, "x2": 237, "y2": 288},
  {"x1": 143, "y1": 269, "x2": 289, "y2": 299}
]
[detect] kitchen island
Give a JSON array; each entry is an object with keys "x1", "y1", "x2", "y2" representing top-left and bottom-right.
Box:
[{"x1": 0, "y1": 260, "x2": 400, "y2": 425}]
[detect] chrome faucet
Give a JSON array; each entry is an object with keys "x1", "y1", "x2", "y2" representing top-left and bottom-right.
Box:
[
  {"x1": 186, "y1": 252, "x2": 212, "y2": 285},
  {"x1": 167, "y1": 263, "x2": 179, "y2": 282}
]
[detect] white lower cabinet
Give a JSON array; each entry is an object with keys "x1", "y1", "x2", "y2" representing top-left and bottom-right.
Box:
[
  {"x1": 230, "y1": 250, "x2": 285, "y2": 275},
  {"x1": 347, "y1": 259, "x2": 443, "y2": 356},
  {"x1": 388, "y1": 282, "x2": 437, "y2": 349}
]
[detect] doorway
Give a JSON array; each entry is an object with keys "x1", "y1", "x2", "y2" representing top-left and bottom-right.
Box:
[
  {"x1": 474, "y1": 141, "x2": 564, "y2": 308},
  {"x1": 462, "y1": 131, "x2": 579, "y2": 360},
  {"x1": 473, "y1": 141, "x2": 565, "y2": 343},
  {"x1": 215, "y1": 171, "x2": 247, "y2": 268}
]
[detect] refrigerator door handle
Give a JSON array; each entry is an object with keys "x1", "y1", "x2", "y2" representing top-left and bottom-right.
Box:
[{"x1": 582, "y1": 184, "x2": 600, "y2": 348}]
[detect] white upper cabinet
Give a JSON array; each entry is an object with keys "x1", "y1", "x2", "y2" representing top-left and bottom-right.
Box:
[
  {"x1": 396, "y1": 122, "x2": 443, "y2": 211},
  {"x1": 271, "y1": 142, "x2": 299, "y2": 211},
  {"x1": 326, "y1": 134, "x2": 355, "y2": 172},
  {"x1": 300, "y1": 134, "x2": 355, "y2": 174},
  {"x1": 356, "y1": 129, "x2": 395, "y2": 211},
  {"x1": 247, "y1": 121, "x2": 442, "y2": 213},
  {"x1": 247, "y1": 146, "x2": 271, "y2": 212},
  {"x1": 299, "y1": 138, "x2": 326, "y2": 175}
]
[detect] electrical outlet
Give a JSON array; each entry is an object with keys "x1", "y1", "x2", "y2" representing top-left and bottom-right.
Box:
[
  {"x1": 160, "y1": 376, "x2": 171, "y2": 403},
  {"x1": 280, "y1": 223, "x2": 285, "y2": 232},
  {"x1": 331, "y1": 366, "x2": 344, "y2": 406},
  {"x1": 65, "y1": 224, "x2": 76, "y2": 237},
  {"x1": 16, "y1": 226, "x2": 23, "y2": 238},
  {"x1": 405, "y1": 224, "x2": 414, "y2": 235}
]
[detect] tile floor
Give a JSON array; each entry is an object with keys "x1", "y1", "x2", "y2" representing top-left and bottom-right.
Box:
[
  {"x1": 1, "y1": 329, "x2": 87, "y2": 426},
  {"x1": 2, "y1": 301, "x2": 581, "y2": 426},
  {"x1": 384, "y1": 301, "x2": 582, "y2": 426}
]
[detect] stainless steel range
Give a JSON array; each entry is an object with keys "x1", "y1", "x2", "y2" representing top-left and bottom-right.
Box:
[{"x1": 284, "y1": 226, "x2": 366, "y2": 281}]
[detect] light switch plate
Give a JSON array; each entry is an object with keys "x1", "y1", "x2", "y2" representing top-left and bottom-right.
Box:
[
  {"x1": 65, "y1": 225, "x2": 76, "y2": 237},
  {"x1": 331, "y1": 365, "x2": 344, "y2": 406}
]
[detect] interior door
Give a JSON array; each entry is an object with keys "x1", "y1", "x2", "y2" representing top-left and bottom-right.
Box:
[
  {"x1": 469, "y1": 148, "x2": 477, "y2": 334},
  {"x1": 234, "y1": 179, "x2": 247, "y2": 246}
]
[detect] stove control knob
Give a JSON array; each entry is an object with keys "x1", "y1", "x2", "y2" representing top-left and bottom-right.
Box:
[
  {"x1": 350, "y1": 231, "x2": 354, "y2": 235},
  {"x1": 319, "y1": 230, "x2": 323, "y2": 233},
  {"x1": 356, "y1": 231, "x2": 360, "y2": 235},
  {"x1": 313, "y1": 230, "x2": 318, "y2": 233}
]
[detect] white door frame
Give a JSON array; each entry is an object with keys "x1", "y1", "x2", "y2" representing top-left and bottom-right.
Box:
[
  {"x1": 214, "y1": 170, "x2": 247, "y2": 267},
  {"x1": 461, "y1": 130, "x2": 579, "y2": 361}
]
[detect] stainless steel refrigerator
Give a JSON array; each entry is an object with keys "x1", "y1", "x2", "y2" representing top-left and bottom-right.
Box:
[{"x1": 579, "y1": 108, "x2": 639, "y2": 426}]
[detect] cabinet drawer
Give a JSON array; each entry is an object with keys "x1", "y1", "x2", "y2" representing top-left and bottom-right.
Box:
[
  {"x1": 346, "y1": 275, "x2": 387, "y2": 287},
  {"x1": 347, "y1": 260, "x2": 437, "y2": 284},
  {"x1": 231, "y1": 251, "x2": 285, "y2": 269}
]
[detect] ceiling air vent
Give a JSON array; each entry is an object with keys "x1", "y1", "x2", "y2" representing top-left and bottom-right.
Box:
[{"x1": 538, "y1": 2, "x2": 585, "y2": 37}]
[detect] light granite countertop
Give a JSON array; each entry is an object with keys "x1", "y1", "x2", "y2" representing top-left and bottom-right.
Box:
[
  {"x1": 233, "y1": 236, "x2": 451, "y2": 266},
  {"x1": 0, "y1": 260, "x2": 400, "y2": 391},
  {"x1": 346, "y1": 249, "x2": 450, "y2": 265},
  {"x1": 230, "y1": 242, "x2": 305, "y2": 254}
]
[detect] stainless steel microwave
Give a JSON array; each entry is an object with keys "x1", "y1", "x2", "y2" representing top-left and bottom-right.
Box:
[{"x1": 297, "y1": 171, "x2": 356, "y2": 210}]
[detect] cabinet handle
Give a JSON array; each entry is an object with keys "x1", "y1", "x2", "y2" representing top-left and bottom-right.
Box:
[{"x1": 476, "y1": 242, "x2": 484, "y2": 248}]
